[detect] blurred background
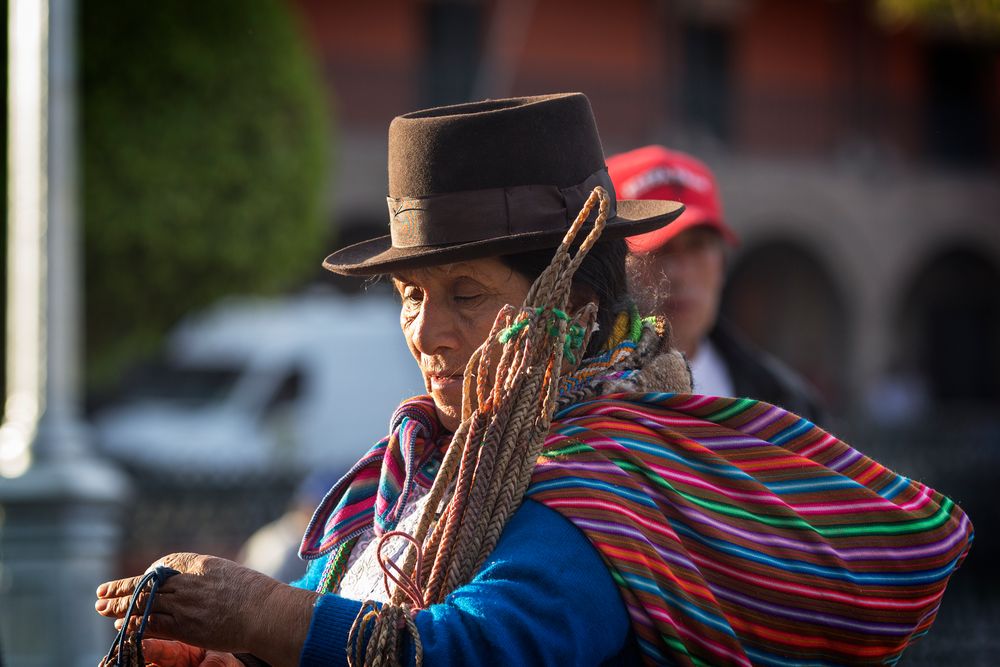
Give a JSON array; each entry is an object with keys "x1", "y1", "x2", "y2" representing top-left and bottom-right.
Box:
[{"x1": 0, "y1": 0, "x2": 997, "y2": 664}]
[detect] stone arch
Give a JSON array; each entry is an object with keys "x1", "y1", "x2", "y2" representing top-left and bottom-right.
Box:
[
  {"x1": 895, "y1": 245, "x2": 1000, "y2": 404},
  {"x1": 720, "y1": 237, "x2": 850, "y2": 410}
]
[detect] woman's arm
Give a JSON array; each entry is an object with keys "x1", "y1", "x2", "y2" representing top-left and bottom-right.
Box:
[
  {"x1": 96, "y1": 553, "x2": 319, "y2": 667},
  {"x1": 97, "y1": 499, "x2": 629, "y2": 667}
]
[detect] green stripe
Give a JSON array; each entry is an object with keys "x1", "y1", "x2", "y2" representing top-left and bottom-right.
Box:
[
  {"x1": 540, "y1": 441, "x2": 595, "y2": 457},
  {"x1": 546, "y1": 444, "x2": 956, "y2": 538},
  {"x1": 662, "y1": 634, "x2": 713, "y2": 666},
  {"x1": 614, "y1": 459, "x2": 956, "y2": 538},
  {"x1": 704, "y1": 397, "x2": 756, "y2": 423}
]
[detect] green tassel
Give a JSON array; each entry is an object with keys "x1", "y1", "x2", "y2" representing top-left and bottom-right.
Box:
[{"x1": 497, "y1": 306, "x2": 586, "y2": 365}]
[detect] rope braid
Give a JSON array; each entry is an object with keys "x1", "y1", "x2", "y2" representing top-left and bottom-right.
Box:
[{"x1": 348, "y1": 187, "x2": 612, "y2": 666}]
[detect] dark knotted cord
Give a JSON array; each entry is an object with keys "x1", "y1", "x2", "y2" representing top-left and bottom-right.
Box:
[{"x1": 100, "y1": 566, "x2": 179, "y2": 667}]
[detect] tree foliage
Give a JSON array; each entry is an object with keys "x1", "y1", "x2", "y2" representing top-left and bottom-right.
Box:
[
  {"x1": 877, "y1": 0, "x2": 1000, "y2": 34},
  {"x1": 81, "y1": 0, "x2": 331, "y2": 386}
]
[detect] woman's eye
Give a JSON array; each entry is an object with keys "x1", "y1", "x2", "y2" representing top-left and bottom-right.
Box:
[{"x1": 454, "y1": 293, "x2": 484, "y2": 304}]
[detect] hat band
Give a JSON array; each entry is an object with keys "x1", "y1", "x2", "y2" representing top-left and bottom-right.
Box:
[{"x1": 387, "y1": 169, "x2": 617, "y2": 249}]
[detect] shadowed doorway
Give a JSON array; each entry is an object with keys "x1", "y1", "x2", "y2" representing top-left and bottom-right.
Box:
[{"x1": 721, "y1": 239, "x2": 849, "y2": 412}]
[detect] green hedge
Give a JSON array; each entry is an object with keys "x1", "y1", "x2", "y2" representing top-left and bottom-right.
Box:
[{"x1": 82, "y1": 0, "x2": 331, "y2": 387}]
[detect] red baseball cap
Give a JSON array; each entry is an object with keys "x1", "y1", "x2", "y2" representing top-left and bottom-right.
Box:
[{"x1": 606, "y1": 145, "x2": 739, "y2": 253}]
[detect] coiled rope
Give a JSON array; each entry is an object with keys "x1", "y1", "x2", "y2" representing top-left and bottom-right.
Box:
[{"x1": 348, "y1": 186, "x2": 611, "y2": 666}]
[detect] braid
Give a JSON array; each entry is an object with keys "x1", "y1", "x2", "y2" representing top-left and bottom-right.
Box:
[{"x1": 349, "y1": 187, "x2": 612, "y2": 666}]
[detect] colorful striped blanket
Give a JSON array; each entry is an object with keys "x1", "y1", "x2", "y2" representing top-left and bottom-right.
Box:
[
  {"x1": 300, "y1": 390, "x2": 971, "y2": 665},
  {"x1": 531, "y1": 393, "x2": 972, "y2": 665}
]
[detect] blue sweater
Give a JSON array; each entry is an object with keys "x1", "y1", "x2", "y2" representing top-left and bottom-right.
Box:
[{"x1": 294, "y1": 499, "x2": 634, "y2": 666}]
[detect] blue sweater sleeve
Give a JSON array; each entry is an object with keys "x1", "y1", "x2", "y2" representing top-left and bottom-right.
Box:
[{"x1": 298, "y1": 499, "x2": 630, "y2": 666}]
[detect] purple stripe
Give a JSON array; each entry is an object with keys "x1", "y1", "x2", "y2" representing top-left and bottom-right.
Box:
[
  {"x1": 625, "y1": 601, "x2": 657, "y2": 629},
  {"x1": 841, "y1": 511, "x2": 972, "y2": 560},
  {"x1": 570, "y1": 516, "x2": 702, "y2": 574},
  {"x1": 535, "y1": 459, "x2": 627, "y2": 475},
  {"x1": 672, "y1": 498, "x2": 863, "y2": 560},
  {"x1": 657, "y1": 480, "x2": 969, "y2": 563},
  {"x1": 690, "y1": 435, "x2": 774, "y2": 451},
  {"x1": 827, "y1": 446, "x2": 862, "y2": 472},
  {"x1": 738, "y1": 405, "x2": 784, "y2": 435},
  {"x1": 711, "y1": 584, "x2": 915, "y2": 636},
  {"x1": 546, "y1": 466, "x2": 970, "y2": 563}
]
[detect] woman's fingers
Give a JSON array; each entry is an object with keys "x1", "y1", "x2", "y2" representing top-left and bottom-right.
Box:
[
  {"x1": 140, "y1": 639, "x2": 244, "y2": 667},
  {"x1": 96, "y1": 590, "x2": 152, "y2": 618},
  {"x1": 97, "y1": 574, "x2": 146, "y2": 600},
  {"x1": 142, "y1": 638, "x2": 206, "y2": 667},
  {"x1": 96, "y1": 568, "x2": 184, "y2": 620},
  {"x1": 96, "y1": 557, "x2": 198, "y2": 619},
  {"x1": 96, "y1": 586, "x2": 176, "y2": 621}
]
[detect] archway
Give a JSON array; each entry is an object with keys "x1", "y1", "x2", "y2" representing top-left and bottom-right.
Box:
[
  {"x1": 721, "y1": 239, "x2": 849, "y2": 411},
  {"x1": 897, "y1": 247, "x2": 1000, "y2": 404}
]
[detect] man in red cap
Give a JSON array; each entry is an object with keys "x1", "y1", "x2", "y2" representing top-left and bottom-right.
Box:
[{"x1": 608, "y1": 145, "x2": 824, "y2": 422}]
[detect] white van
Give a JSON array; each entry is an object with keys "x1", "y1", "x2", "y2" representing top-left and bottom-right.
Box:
[{"x1": 93, "y1": 289, "x2": 425, "y2": 473}]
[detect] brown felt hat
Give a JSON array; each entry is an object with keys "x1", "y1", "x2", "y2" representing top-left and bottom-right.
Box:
[{"x1": 323, "y1": 93, "x2": 684, "y2": 276}]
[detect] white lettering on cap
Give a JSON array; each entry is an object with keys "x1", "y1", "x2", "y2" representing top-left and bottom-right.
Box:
[{"x1": 620, "y1": 166, "x2": 711, "y2": 199}]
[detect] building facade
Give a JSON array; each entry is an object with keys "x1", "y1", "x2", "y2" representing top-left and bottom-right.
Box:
[{"x1": 289, "y1": 0, "x2": 1000, "y2": 418}]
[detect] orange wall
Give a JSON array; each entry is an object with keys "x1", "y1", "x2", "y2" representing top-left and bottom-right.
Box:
[
  {"x1": 508, "y1": 0, "x2": 666, "y2": 147},
  {"x1": 736, "y1": 0, "x2": 848, "y2": 154},
  {"x1": 881, "y1": 27, "x2": 923, "y2": 156},
  {"x1": 289, "y1": 0, "x2": 422, "y2": 128},
  {"x1": 287, "y1": 0, "x2": 998, "y2": 160}
]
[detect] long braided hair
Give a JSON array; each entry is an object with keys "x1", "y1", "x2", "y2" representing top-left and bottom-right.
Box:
[{"x1": 347, "y1": 187, "x2": 613, "y2": 666}]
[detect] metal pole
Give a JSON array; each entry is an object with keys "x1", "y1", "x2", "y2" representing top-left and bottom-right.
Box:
[{"x1": 0, "y1": 1, "x2": 128, "y2": 664}]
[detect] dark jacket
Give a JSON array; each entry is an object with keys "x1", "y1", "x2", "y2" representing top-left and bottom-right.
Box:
[{"x1": 709, "y1": 319, "x2": 827, "y2": 425}]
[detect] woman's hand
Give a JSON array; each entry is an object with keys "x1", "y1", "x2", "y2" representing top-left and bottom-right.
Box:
[
  {"x1": 141, "y1": 639, "x2": 241, "y2": 667},
  {"x1": 96, "y1": 552, "x2": 319, "y2": 666}
]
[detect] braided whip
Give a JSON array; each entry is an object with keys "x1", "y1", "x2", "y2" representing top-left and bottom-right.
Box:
[{"x1": 348, "y1": 187, "x2": 611, "y2": 666}]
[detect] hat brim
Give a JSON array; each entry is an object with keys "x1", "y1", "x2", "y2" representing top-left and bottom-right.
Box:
[
  {"x1": 625, "y1": 205, "x2": 739, "y2": 254},
  {"x1": 324, "y1": 199, "x2": 685, "y2": 276}
]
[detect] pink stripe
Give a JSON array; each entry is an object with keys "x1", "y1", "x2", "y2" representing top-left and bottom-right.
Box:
[
  {"x1": 790, "y1": 498, "x2": 917, "y2": 515},
  {"x1": 643, "y1": 463, "x2": 789, "y2": 507},
  {"x1": 382, "y1": 456, "x2": 405, "y2": 480},
  {"x1": 569, "y1": 404, "x2": 709, "y2": 427},
  {"x1": 333, "y1": 495, "x2": 379, "y2": 519},
  {"x1": 778, "y1": 484, "x2": 931, "y2": 515},
  {"x1": 898, "y1": 484, "x2": 934, "y2": 512},
  {"x1": 545, "y1": 497, "x2": 682, "y2": 543},
  {"x1": 352, "y1": 467, "x2": 381, "y2": 482},
  {"x1": 796, "y1": 432, "x2": 839, "y2": 458},
  {"x1": 690, "y1": 550, "x2": 946, "y2": 610},
  {"x1": 669, "y1": 394, "x2": 721, "y2": 411}
]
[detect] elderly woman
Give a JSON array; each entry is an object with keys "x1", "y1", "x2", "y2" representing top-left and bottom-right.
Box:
[{"x1": 97, "y1": 94, "x2": 972, "y2": 667}]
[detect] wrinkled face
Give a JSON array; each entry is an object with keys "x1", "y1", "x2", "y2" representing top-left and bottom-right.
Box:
[
  {"x1": 626, "y1": 227, "x2": 725, "y2": 358},
  {"x1": 393, "y1": 258, "x2": 533, "y2": 431}
]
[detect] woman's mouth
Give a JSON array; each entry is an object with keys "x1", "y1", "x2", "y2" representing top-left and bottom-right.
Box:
[{"x1": 428, "y1": 373, "x2": 462, "y2": 391}]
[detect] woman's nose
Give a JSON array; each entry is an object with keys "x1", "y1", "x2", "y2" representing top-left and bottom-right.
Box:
[{"x1": 409, "y1": 299, "x2": 460, "y2": 355}]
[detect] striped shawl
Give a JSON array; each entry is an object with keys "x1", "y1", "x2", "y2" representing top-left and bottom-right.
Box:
[
  {"x1": 531, "y1": 393, "x2": 972, "y2": 665},
  {"x1": 300, "y1": 319, "x2": 972, "y2": 665}
]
